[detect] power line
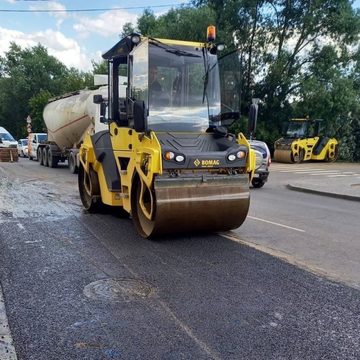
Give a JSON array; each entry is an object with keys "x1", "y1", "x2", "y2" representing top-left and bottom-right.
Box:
[{"x1": 0, "y1": 3, "x2": 189, "y2": 13}]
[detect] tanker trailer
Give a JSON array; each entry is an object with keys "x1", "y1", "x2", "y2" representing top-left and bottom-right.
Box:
[{"x1": 38, "y1": 86, "x2": 109, "y2": 173}]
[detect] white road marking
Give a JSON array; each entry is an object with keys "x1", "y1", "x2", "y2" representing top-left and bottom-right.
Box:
[
  {"x1": 327, "y1": 174, "x2": 351, "y2": 178},
  {"x1": 280, "y1": 170, "x2": 339, "y2": 174},
  {"x1": 308, "y1": 172, "x2": 341, "y2": 176},
  {"x1": 274, "y1": 167, "x2": 360, "y2": 178},
  {"x1": 247, "y1": 216, "x2": 305, "y2": 233}
]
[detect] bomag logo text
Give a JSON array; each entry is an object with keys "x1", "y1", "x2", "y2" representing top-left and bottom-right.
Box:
[{"x1": 194, "y1": 159, "x2": 220, "y2": 167}]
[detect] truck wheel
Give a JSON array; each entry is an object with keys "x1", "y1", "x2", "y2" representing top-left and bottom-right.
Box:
[
  {"x1": 78, "y1": 164, "x2": 101, "y2": 212},
  {"x1": 69, "y1": 152, "x2": 78, "y2": 174},
  {"x1": 48, "y1": 149, "x2": 58, "y2": 168},
  {"x1": 38, "y1": 148, "x2": 44, "y2": 165},
  {"x1": 43, "y1": 148, "x2": 48, "y2": 167},
  {"x1": 252, "y1": 178, "x2": 265, "y2": 188}
]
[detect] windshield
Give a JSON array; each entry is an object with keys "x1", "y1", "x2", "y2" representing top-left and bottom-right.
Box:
[
  {"x1": 286, "y1": 122, "x2": 307, "y2": 138},
  {"x1": 131, "y1": 40, "x2": 221, "y2": 132},
  {"x1": 38, "y1": 134, "x2": 47, "y2": 142},
  {"x1": 0, "y1": 133, "x2": 15, "y2": 141},
  {"x1": 21, "y1": 139, "x2": 28, "y2": 145}
]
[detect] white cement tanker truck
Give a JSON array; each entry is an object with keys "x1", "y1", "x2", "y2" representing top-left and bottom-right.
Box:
[{"x1": 37, "y1": 77, "x2": 126, "y2": 173}]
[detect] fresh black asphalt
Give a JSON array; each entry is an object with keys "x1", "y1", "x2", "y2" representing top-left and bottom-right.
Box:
[{"x1": 0, "y1": 162, "x2": 360, "y2": 359}]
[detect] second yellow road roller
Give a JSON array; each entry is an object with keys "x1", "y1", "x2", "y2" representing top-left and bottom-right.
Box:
[
  {"x1": 78, "y1": 27, "x2": 257, "y2": 237},
  {"x1": 274, "y1": 118, "x2": 338, "y2": 163}
]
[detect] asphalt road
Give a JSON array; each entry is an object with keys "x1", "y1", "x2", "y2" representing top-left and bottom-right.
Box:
[
  {"x1": 0, "y1": 159, "x2": 359, "y2": 360},
  {"x1": 236, "y1": 162, "x2": 360, "y2": 289}
]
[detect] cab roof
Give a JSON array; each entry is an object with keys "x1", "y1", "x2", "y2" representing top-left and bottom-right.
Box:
[{"x1": 102, "y1": 34, "x2": 205, "y2": 61}]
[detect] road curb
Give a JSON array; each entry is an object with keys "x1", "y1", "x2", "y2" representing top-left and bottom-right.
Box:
[
  {"x1": 0, "y1": 283, "x2": 17, "y2": 360},
  {"x1": 286, "y1": 184, "x2": 360, "y2": 202}
]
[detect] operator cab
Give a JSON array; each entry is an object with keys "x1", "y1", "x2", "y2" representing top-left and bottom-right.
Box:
[
  {"x1": 283, "y1": 118, "x2": 325, "y2": 139},
  {"x1": 96, "y1": 29, "x2": 243, "y2": 135}
]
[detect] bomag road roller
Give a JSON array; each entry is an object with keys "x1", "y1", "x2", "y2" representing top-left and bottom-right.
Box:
[
  {"x1": 274, "y1": 118, "x2": 338, "y2": 163},
  {"x1": 78, "y1": 27, "x2": 257, "y2": 238}
]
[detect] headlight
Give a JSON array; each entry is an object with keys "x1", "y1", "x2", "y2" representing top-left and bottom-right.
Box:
[
  {"x1": 228, "y1": 154, "x2": 236, "y2": 161},
  {"x1": 175, "y1": 155, "x2": 185, "y2": 162}
]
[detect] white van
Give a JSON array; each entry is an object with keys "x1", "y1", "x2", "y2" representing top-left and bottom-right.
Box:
[{"x1": 0, "y1": 127, "x2": 18, "y2": 148}]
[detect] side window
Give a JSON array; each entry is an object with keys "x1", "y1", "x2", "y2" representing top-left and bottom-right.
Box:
[{"x1": 131, "y1": 41, "x2": 149, "y2": 105}]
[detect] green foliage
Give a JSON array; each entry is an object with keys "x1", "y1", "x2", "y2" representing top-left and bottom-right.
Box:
[
  {"x1": 121, "y1": 22, "x2": 136, "y2": 37},
  {"x1": 128, "y1": 6, "x2": 216, "y2": 41},
  {"x1": 137, "y1": 9, "x2": 157, "y2": 36},
  {"x1": 92, "y1": 60, "x2": 107, "y2": 75}
]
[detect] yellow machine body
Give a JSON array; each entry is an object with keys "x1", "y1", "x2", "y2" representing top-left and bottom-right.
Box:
[
  {"x1": 274, "y1": 119, "x2": 339, "y2": 163},
  {"x1": 78, "y1": 33, "x2": 256, "y2": 237}
]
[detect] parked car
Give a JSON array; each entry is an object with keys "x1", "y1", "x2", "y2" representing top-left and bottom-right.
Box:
[
  {"x1": 17, "y1": 138, "x2": 28, "y2": 157},
  {"x1": 249, "y1": 139, "x2": 271, "y2": 188}
]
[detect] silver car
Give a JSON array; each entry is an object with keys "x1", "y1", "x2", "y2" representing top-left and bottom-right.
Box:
[
  {"x1": 249, "y1": 139, "x2": 271, "y2": 188},
  {"x1": 17, "y1": 138, "x2": 28, "y2": 157}
]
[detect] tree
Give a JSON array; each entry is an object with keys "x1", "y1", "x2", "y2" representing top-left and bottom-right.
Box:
[
  {"x1": 121, "y1": 22, "x2": 135, "y2": 38},
  {"x1": 92, "y1": 60, "x2": 107, "y2": 75},
  {"x1": 127, "y1": 6, "x2": 216, "y2": 41}
]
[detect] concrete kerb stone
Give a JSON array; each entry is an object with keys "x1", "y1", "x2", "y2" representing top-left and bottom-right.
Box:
[
  {"x1": 286, "y1": 184, "x2": 360, "y2": 202},
  {"x1": 0, "y1": 283, "x2": 17, "y2": 360}
]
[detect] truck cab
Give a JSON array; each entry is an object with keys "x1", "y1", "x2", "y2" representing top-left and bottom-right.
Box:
[{"x1": 28, "y1": 133, "x2": 47, "y2": 160}]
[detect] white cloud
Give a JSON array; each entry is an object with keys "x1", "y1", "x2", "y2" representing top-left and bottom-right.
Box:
[
  {"x1": 73, "y1": 9, "x2": 137, "y2": 38},
  {"x1": 29, "y1": 1, "x2": 68, "y2": 28},
  {"x1": 0, "y1": 27, "x2": 95, "y2": 71}
]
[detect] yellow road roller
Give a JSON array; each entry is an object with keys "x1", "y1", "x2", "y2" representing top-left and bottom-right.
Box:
[
  {"x1": 274, "y1": 118, "x2": 338, "y2": 163},
  {"x1": 78, "y1": 28, "x2": 257, "y2": 237}
]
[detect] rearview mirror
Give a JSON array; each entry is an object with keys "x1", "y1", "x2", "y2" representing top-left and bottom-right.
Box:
[{"x1": 93, "y1": 94, "x2": 103, "y2": 104}]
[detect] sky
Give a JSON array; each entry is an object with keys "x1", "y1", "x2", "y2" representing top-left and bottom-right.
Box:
[
  {"x1": 0, "y1": 0, "x2": 189, "y2": 71},
  {"x1": 0, "y1": 0, "x2": 359, "y2": 72}
]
